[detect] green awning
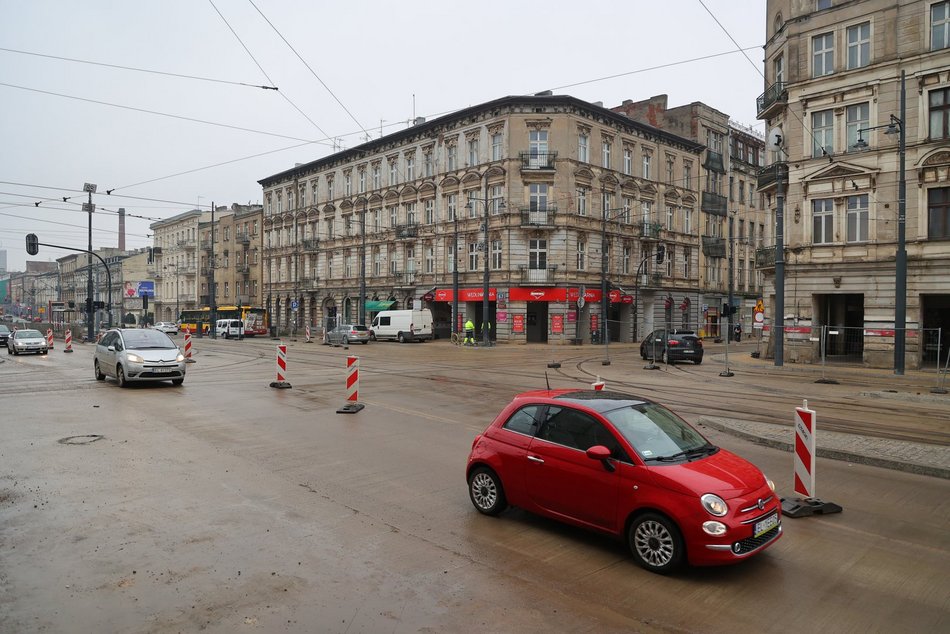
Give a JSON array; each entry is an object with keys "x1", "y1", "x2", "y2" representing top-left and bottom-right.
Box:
[{"x1": 365, "y1": 300, "x2": 396, "y2": 311}]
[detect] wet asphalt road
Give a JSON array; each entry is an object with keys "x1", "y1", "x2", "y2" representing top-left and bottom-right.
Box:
[{"x1": 1, "y1": 337, "x2": 948, "y2": 633}]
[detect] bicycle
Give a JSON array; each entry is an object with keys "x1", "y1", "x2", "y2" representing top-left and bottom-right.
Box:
[{"x1": 451, "y1": 331, "x2": 478, "y2": 346}]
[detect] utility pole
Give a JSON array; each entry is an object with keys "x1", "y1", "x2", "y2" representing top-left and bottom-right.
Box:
[
  {"x1": 83, "y1": 183, "x2": 97, "y2": 342},
  {"x1": 210, "y1": 202, "x2": 217, "y2": 339}
]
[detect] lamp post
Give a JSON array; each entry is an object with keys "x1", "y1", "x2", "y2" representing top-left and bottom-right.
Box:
[
  {"x1": 359, "y1": 204, "x2": 367, "y2": 326},
  {"x1": 452, "y1": 213, "x2": 459, "y2": 339},
  {"x1": 465, "y1": 183, "x2": 504, "y2": 347},
  {"x1": 853, "y1": 70, "x2": 906, "y2": 374},
  {"x1": 82, "y1": 182, "x2": 96, "y2": 342},
  {"x1": 600, "y1": 202, "x2": 634, "y2": 350}
]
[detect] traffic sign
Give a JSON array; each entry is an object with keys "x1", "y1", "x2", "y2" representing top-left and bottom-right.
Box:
[{"x1": 291, "y1": 300, "x2": 299, "y2": 311}]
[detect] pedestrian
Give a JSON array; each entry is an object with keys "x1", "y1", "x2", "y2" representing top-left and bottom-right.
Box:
[
  {"x1": 464, "y1": 318, "x2": 475, "y2": 345},
  {"x1": 734, "y1": 322, "x2": 742, "y2": 342}
]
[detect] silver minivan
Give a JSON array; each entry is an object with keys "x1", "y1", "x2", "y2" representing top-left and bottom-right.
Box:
[{"x1": 215, "y1": 319, "x2": 244, "y2": 339}]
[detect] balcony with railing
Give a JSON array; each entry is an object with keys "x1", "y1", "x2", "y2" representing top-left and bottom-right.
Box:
[
  {"x1": 236, "y1": 232, "x2": 252, "y2": 245},
  {"x1": 519, "y1": 206, "x2": 557, "y2": 228},
  {"x1": 301, "y1": 238, "x2": 320, "y2": 251},
  {"x1": 519, "y1": 151, "x2": 557, "y2": 171},
  {"x1": 519, "y1": 265, "x2": 557, "y2": 285},
  {"x1": 702, "y1": 235, "x2": 727, "y2": 258},
  {"x1": 637, "y1": 221, "x2": 663, "y2": 239},
  {"x1": 755, "y1": 246, "x2": 776, "y2": 270},
  {"x1": 236, "y1": 264, "x2": 251, "y2": 275},
  {"x1": 756, "y1": 81, "x2": 787, "y2": 120},
  {"x1": 641, "y1": 272, "x2": 664, "y2": 288},
  {"x1": 701, "y1": 191, "x2": 728, "y2": 216},
  {"x1": 756, "y1": 162, "x2": 789, "y2": 192},
  {"x1": 396, "y1": 224, "x2": 419, "y2": 239},
  {"x1": 299, "y1": 276, "x2": 320, "y2": 291},
  {"x1": 396, "y1": 271, "x2": 417, "y2": 288}
]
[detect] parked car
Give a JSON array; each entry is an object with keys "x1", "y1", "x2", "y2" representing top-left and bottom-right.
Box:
[
  {"x1": 639, "y1": 329, "x2": 704, "y2": 365},
  {"x1": 466, "y1": 388, "x2": 781, "y2": 574},
  {"x1": 94, "y1": 328, "x2": 186, "y2": 387},
  {"x1": 326, "y1": 323, "x2": 371, "y2": 345},
  {"x1": 214, "y1": 319, "x2": 244, "y2": 339},
  {"x1": 7, "y1": 329, "x2": 49, "y2": 355},
  {"x1": 153, "y1": 321, "x2": 179, "y2": 335},
  {"x1": 0, "y1": 324, "x2": 11, "y2": 346}
]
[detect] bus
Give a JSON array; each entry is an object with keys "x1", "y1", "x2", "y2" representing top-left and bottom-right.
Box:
[{"x1": 178, "y1": 306, "x2": 269, "y2": 337}]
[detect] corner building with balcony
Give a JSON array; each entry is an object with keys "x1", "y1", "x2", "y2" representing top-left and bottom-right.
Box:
[
  {"x1": 758, "y1": 0, "x2": 950, "y2": 368},
  {"x1": 258, "y1": 94, "x2": 704, "y2": 343}
]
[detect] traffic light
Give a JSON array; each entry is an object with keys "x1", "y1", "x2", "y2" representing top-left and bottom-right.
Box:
[
  {"x1": 142, "y1": 294, "x2": 149, "y2": 310},
  {"x1": 722, "y1": 303, "x2": 736, "y2": 316},
  {"x1": 26, "y1": 233, "x2": 39, "y2": 255},
  {"x1": 656, "y1": 244, "x2": 665, "y2": 264}
]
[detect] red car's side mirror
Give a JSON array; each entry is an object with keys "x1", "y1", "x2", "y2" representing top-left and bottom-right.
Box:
[{"x1": 586, "y1": 445, "x2": 615, "y2": 472}]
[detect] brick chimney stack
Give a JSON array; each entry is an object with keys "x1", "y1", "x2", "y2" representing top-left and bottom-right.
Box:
[{"x1": 118, "y1": 207, "x2": 126, "y2": 251}]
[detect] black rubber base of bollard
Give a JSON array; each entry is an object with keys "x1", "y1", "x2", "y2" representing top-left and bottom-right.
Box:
[
  {"x1": 336, "y1": 403, "x2": 365, "y2": 414},
  {"x1": 269, "y1": 381, "x2": 292, "y2": 389}
]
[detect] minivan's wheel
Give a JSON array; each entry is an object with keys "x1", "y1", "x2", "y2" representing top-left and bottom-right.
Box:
[
  {"x1": 94, "y1": 360, "x2": 105, "y2": 381},
  {"x1": 116, "y1": 365, "x2": 128, "y2": 388},
  {"x1": 369, "y1": 331, "x2": 376, "y2": 341},
  {"x1": 628, "y1": 513, "x2": 685, "y2": 574},
  {"x1": 468, "y1": 467, "x2": 507, "y2": 516},
  {"x1": 397, "y1": 332, "x2": 406, "y2": 343},
  {"x1": 342, "y1": 337, "x2": 349, "y2": 346}
]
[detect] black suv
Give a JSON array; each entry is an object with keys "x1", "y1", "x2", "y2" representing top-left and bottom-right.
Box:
[
  {"x1": 639, "y1": 329, "x2": 704, "y2": 365},
  {"x1": 0, "y1": 324, "x2": 11, "y2": 346}
]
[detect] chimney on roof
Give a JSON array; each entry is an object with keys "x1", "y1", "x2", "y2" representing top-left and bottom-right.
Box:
[
  {"x1": 414, "y1": 116, "x2": 426, "y2": 126},
  {"x1": 118, "y1": 208, "x2": 126, "y2": 251},
  {"x1": 534, "y1": 90, "x2": 553, "y2": 96},
  {"x1": 592, "y1": 101, "x2": 604, "y2": 108}
]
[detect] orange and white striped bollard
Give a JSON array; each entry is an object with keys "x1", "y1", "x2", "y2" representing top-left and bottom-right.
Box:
[
  {"x1": 64, "y1": 329, "x2": 73, "y2": 353},
  {"x1": 46, "y1": 328, "x2": 54, "y2": 350},
  {"x1": 183, "y1": 327, "x2": 195, "y2": 363},
  {"x1": 270, "y1": 343, "x2": 291, "y2": 388},
  {"x1": 336, "y1": 355, "x2": 365, "y2": 413}
]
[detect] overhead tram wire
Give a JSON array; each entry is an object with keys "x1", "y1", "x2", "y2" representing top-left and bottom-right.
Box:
[
  {"x1": 209, "y1": 0, "x2": 334, "y2": 142},
  {"x1": 0, "y1": 46, "x2": 277, "y2": 91}
]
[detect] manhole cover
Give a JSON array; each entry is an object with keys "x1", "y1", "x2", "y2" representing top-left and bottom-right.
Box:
[{"x1": 58, "y1": 435, "x2": 105, "y2": 445}]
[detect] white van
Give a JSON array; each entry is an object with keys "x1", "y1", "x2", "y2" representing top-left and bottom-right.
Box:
[
  {"x1": 215, "y1": 319, "x2": 244, "y2": 339},
  {"x1": 370, "y1": 309, "x2": 433, "y2": 343}
]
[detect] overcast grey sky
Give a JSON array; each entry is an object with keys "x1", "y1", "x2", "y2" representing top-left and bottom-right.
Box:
[{"x1": 0, "y1": 0, "x2": 767, "y2": 272}]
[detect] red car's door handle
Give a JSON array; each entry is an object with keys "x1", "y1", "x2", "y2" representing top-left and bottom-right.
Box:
[{"x1": 527, "y1": 455, "x2": 544, "y2": 464}]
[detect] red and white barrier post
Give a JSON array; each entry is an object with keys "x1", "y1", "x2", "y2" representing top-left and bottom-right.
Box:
[
  {"x1": 46, "y1": 328, "x2": 54, "y2": 350},
  {"x1": 591, "y1": 376, "x2": 606, "y2": 391},
  {"x1": 64, "y1": 329, "x2": 73, "y2": 353},
  {"x1": 183, "y1": 327, "x2": 195, "y2": 363},
  {"x1": 270, "y1": 343, "x2": 291, "y2": 389},
  {"x1": 305, "y1": 324, "x2": 312, "y2": 343},
  {"x1": 780, "y1": 399, "x2": 842, "y2": 518},
  {"x1": 336, "y1": 355, "x2": 365, "y2": 413}
]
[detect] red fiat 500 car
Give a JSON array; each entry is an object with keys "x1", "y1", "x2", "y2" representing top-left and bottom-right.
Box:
[{"x1": 466, "y1": 388, "x2": 782, "y2": 574}]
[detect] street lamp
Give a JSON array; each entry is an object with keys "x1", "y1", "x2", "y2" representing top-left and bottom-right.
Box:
[
  {"x1": 452, "y1": 213, "x2": 459, "y2": 339},
  {"x1": 852, "y1": 71, "x2": 906, "y2": 374},
  {"x1": 465, "y1": 185, "x2": 504, "y2": 347},
  {"x1": 600, "y1": 203, "x2": 634, "y2": 353},
  {"x1": 359, "y1": 204, "x2": 367, "y2": 326}
]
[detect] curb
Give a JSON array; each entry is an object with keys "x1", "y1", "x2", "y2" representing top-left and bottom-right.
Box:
[{"x1": 698, "y1": 416, "x2": 950, "y2": 481}]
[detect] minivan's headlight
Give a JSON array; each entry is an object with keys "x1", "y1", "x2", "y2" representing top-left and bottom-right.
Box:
[
  {"x1": 701, "y1": 493, "x2": 729, "y2": 517},
  {"x1": 126, "y1": 353, "x2": 144, "y2": 363},
  {"x1": 176, "y1": 352, "x2": 185, "y2": 362}
]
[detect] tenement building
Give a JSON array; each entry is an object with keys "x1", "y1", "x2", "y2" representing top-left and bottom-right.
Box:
[
  {"x1": 758, "y1": 0, "x2": 950, "y2": 368},
  {"x1": 258, "y1": 94, "x2": 706, "y2": 343}
]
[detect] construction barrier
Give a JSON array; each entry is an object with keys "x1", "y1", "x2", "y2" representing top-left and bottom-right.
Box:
[
  {"x1": 270, "y1": 344, "x2": 291, "y2": 389},
  {"x1": 305, "y1": 325, "x2": 312, "y2": 343},
  {"x1": 336, "y1": 355, "x2": 364, "y2": 413},
  {"x1": 780, "y1": 399, "x2": 842, "y2": 518},
  {"x1": 46, "y1": 328, "x2": 54, "y2": 350},
  {"x1": 591, "y1": 376, "x2": 606, "y2": 391},
  {"x1": 183, "y1": 328, "x2": 195, "y2": 363},
  {"x1": 64, "y1": 329, "x2": 73, "y2": 353}
]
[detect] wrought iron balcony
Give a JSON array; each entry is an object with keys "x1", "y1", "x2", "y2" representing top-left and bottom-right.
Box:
[
  {"x1": 299, "y1": 277, "x2": 320, "y2": 290},
  {"x1": 519, "y1": 265, "x2": 557, "y2": 285},
  {"x1": 702, "y1": 235, "x2": 727, "y2": 258},
  {"x1": 519, "y1": 151, "x2": 557, "y2": 170},
  {"x1": 756, "y1": 81, "x2": 787, "y2": 120},
  {"x1": 236, "y1": 264, "x2": 251, "y2": 275},
  {"x1": 701, "y1": 191, "x2": 728, "y2": 216},
  {"x1": 641, "y1": 272, "x2": 664, "y2": 288},
  {"x1": 396, "y1": 224, "x2": 419, "y2": 239},
  {"x1": 301, "y1": 238, "x2": 320, "y2": 251},
  {"x1": 756, "y1": 163, "x2": 789, "y2": 192},
  {"x1": 637, "y1": 221, "x2": 662, "y2": 239},
  {"x1": 236, "y1": 232, "x2": 252, "y2": 244},
  {"x1": 519, "y1": 206, "x2": 557, "y2": 227},
  {"x1": 755, "y1": 246, "x2": 776, "y2": 270}
]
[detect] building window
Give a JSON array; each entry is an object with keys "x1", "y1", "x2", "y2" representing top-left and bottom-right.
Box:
[
  {"x1": 642, "y1": 153, "x2": 652, "y2": 179},
  {"x1": 812, "y1": 109, "x2": 834, "y2": 158},
  {"x1": 389, "y1": 160, "x2": 398, "y2": 185},
  {"x1": 529, "y1": 183, "x2": 549, "y2": 211},
  {"x1": 406, "y1": 155, "x2": 415, "y2": 180},
  {"x1": 622, "y1": 246, "x2": 631, "y2": 274},
  {"x1": 344, "y1": 174, "x2": 352, "y2": 197},
  {"x1": 491, "y1": 133, "x2": 503, "y2": 161},
  {"x1": 389, "y1": 205, "x2": 398, "y2": 228},
  {"x1": 425, "y1": 246, "x2": 434, "y2": 274},
  {"x1": 928, "y1": 186, "x2": 950, "y2": 239},
  {"x1": 666, "y1": 205, "x2": 675, "y2": 230},
  {"x1": 578, "y1": 133, "x2": 589, "y2": 162},
  {"x1": 683, "y1": 247, "x2": 690, "y2": 278},
  {"x1": 621, "y1": 197, "x2": 633, "y2": 223},
  {"x1": 467, "y1": 191, "x2": 479, "y2": 219},
  {"x1": 813, "y1": 199, "x2": 834, "y2": 244},
  {"x1": 667, "y1": 157, "x2": 675, "y2": 184},
  {"x1": 577, "y1": 187, "x2": 589, "y2": 216},
  {"x1": 684, "y1": 163, "x2": 692, "y2": 189},
  {"x1": 813, "y1": 32, "x2": 834, "y2": 77},
  {"x1": 623, "y1": 148, "x2": 632, "y2": 175},
  {"x1": 425, "y1": 199, "x2": 435, "y2": 224},
  {"x1": 358, "y1": 169, "x2": 365, "y2": 193},
  {"x1": 601, "y1": 190, "x2": 612, "y2": 215},
  {"x1": 446, "y1": 194, "x2": 457, "y2": 221},
  {"x1": 847, "y1": 194, "x2": 869, "y2": 242},
  {"x1": 738, "y1": 181, "x2": 745, "y2": 205},
  {"x1": 602, "y1": 141, "x2": 611, "y2": 168},
  {"x1": 491, "y1": 239, "x2": 502, "y2": 270},
  {"x1": 817, "y1": 0, "x2": 833, "y2": 9},
  {"x1": 490, "y1": 185, "x2": 504, "y2": 215},
  {"x1": 666, "y1": 245, "x2": 674, "y2": 277},
  {"x1": 929, "y1": 87, "x2": 950, "y2": 139},
  {"x1": 576, "y1": 240, "x2": 586, "y2": 271},
  {"x1": 406, "y1": 202, "x2": 417, "y2": 225},
  {"x1": 847, "y1": 22, "x2": 870, "y2": 69},
  {"x1": 372, "y1": 165, "x2": 381, "y2": 189},
  {"x1": 446, "y1": 144, "x2": 457, "y2": 171},
  {"x1": 774, "y1": 54, "x2": 785, "y2": 85},
  {"x1": 683, "y1": 207, "x2": 692, "y2": 234},
  {"x1": 325, "y1": 217, "x2": 334, "y2": 239},
  {"x1": 846, "y1": 102, "x2": 870, "y2": 150},
  {"x1": 326, "y1": 179, "x2": 333, "y2": 200},
  {"x1": 641, "y1": 200, "x2": 653, "y2": 224},
  {"x1": 529, "y1": 239, "x2": 547, "y2": 270},
  {"x1": 373, "y1": 250, "x2": 381, "y2": 276},
  {"x1": 424, "y1": 153, "x2": 433, "y2": 177},
  {"x1": 468, "y1": 138, "x2": 479, "y2": 166},
  {"x1": 933, "y1": 1, "x2": 950, "y2": 50},
  {"x1": 372, "y1": 209, "x2": 381, "y2": 232},
  {"x1": 529, "y1": 130, "x2": 548, "y2": 168},
  {"x1": 447, "y1": 243, "x2": 457, "y2": 273},
  {"x1": 468, "y1": 242, "x2": 479, "y2": 271}
]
